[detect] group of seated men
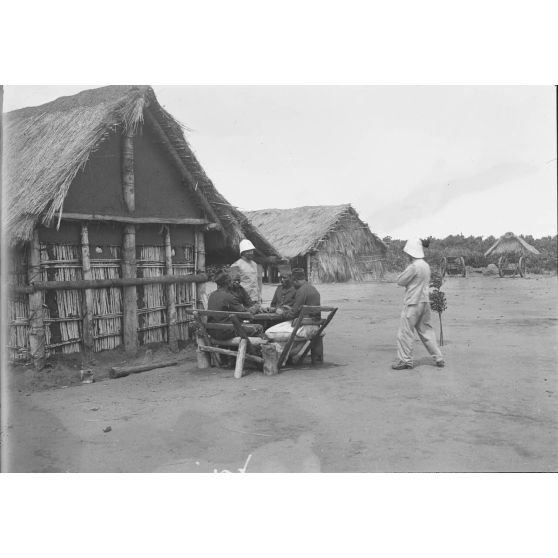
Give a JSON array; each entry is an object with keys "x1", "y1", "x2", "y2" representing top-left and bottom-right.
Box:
[{"x1": 206, "y1": 266, "x2": 321, "y2": 349}]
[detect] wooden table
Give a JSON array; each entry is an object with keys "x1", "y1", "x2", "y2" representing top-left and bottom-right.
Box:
[{"x1": 251, "y1": 313, "x2": 285, "y2": 330}]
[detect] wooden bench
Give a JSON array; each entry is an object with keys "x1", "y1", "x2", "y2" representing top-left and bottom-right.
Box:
[
  {"x1": 186, "y1": 305, "x2": 338, "y2": 378},
  {"x1": 186, "y1": 309, "x2": 267, "y2": 379},
  {"x1": 274, "y1": 305, "x2": 338, "y2": 368}
]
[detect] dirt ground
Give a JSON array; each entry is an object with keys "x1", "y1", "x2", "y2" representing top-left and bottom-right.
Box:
[{"x1": 2, "y1": 274, "x2": 557, "y2": 472}]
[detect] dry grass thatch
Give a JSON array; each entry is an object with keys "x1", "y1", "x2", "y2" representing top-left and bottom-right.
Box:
[
  {"x1": 3, "y1": 85, "x2": 278, "y2": 258},
  {"x1": 245, "y1": 205, "x2": 386, "y2": 259},
  {"x1": 245, "y1": 205, "x2": 387, "y2": 282},
  {"x1": 484, "y1": 232, "x2": 541, "y2": 257}
]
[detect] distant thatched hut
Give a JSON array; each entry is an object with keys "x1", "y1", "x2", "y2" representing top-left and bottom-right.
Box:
[
  {"x1": 245, "y1": 205, "x2": 387, "y2": 283},
  {"x1": 484, "y1": 232, "x2": 540, "y2": 278},
  {"x1": 484, "y1": 232, "x2": 540, "y2": 257},
  {"x1": 4, "y1": 85, "x2": 279, "y2": 367}
]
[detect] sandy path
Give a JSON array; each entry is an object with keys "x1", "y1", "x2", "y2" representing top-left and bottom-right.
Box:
[{"x1": 3, "y1": 275, "x2": 557, "y2": 472}]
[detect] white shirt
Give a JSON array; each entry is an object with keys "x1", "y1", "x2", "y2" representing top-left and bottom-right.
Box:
[
  {"x1": 397, "y1": 258, "x2": 431, "y2": 305},
  {"x1": 232, "y1": 257, "x2": 261, "y2": 302}
]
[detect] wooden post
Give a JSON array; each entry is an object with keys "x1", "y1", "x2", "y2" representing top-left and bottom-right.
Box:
[
  {"x1": 192, "y1": 227, "x2": 198, "y2": 307},
  {"x1": 122, "y1": 134, "x2": 135, "y2": 212},
  {"x1": 306, "y1": 254, "x2": 311, "y2": 281},
  {"x1": 121, "y1": 131, "x2": 137, "y2": 353},
  {"x1": 196, "y1": 334, "x2": 211, "y2": 369},
  {"x1": 28, "y1": 228, "x2": 46, "y2": 370},
  {"x1": 262, "y1": 343, "x2": 280, "y2": 375},
  {"x1": 121, "y1": 225, "x2": 138, "y2": 353},
  {"x1": 278, "y1": 312, "x2": 305, "y2": 368},
  {"x1": 234, "y1": 338, "x2": 248, "y2": 379},
  {"x1": 110, "y1": 359, "x2": 179, "y2": 378},
  {"x1": 80, "y1": 223, "x2": 95, "y2": 354},
  {"x1": 164, "y1": 227, "x2": 178, "y2": 351},
  {"x1": 310, "y1": 335, "x2": 324, "y2": 363},
  {"x1": 195, "y1": 229, "x2": 207, "y2": 309}
]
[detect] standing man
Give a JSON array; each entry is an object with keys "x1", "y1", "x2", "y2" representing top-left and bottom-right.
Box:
[
  {"x1": 233, "y1": 239, "x2": 262, "y2": 304},
  {"x1": 228, "y1": 266, "x2": 260, "y2": 313},
  {"x1": 392, "y1": 238, "x2": 445, "y2": 370}
]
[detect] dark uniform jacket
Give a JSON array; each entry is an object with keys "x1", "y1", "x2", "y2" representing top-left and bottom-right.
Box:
[
  {"x1": 271, "y1": 283, "x2": 296, "y2": 308},
  {"x1": 207, "y1": 287, "x2": 246, "y2": 340},
  {"x1": 285, "y1": 282, "x2": 321, "y2": 321},
  {"x1": 230, "y1": 284, "x2": 254, "y2": 308}
]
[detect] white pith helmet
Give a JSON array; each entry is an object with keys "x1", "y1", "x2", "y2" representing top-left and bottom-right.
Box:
[
  {"x1": 403, "y1": 238, "x2": 424, "y2": 259},
  {"x1": 239, "y1": 239, "x2": 256, "y2": 254}
]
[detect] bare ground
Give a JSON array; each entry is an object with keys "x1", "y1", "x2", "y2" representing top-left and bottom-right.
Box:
[{"x1": 2, "y1": 274, "x2": 557, "y2": 472}]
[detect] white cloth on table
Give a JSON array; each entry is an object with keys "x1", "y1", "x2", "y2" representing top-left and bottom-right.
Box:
[{"x1": 265, "y1": 320, "x2": 320, "y2": 357}]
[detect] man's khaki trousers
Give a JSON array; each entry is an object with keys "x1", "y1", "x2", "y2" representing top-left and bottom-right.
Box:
[{"x1": 396, "y1": 302, "x2": 443, "y2": 365}]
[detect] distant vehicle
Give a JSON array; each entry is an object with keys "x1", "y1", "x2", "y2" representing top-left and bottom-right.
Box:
[
  {"x1": 497, "y1": 255, "x2": 527, "y2": 278},
  {"x1": 441, "y1": 256, "x2": 466, "y2": 278}
]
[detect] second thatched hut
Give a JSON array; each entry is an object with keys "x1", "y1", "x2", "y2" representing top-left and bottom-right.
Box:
[
  {"x1": 245, "y1": 205, "x2": 387, "y2": 283},
  {"x1": 484, "y1": 232, "x2": 540, "y2": 277}
]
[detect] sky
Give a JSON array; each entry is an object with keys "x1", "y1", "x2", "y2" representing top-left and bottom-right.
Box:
[{"x1": 3, "y1": 85, "x2": 556, "y2": 240}]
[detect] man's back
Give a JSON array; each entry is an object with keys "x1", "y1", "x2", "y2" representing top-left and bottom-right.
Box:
[
  {"x1": 208, "y1": 288, "x2": 245, "y2": 317},
  {"x1": 287, "y1": 281, "x2": 321, "y2": 320}
]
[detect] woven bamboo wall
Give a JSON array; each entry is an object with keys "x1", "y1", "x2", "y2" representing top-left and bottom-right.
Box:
[
  {"x1": 174, "y1": 244, "x2": 196, "y2": 340},
  {"x1": 137, "y1": 245, "x2": 167, "y2": 345},
  {"x1": 7, "y1": 236, "x2": 200, "y2": 362},
  {"x1": 7, "y1": 249, "x2": 30, "y2": 361},
  {"x1": 91, "y1": 245, "x2": 122, "y2": 352},
  {"x1": 40, "y1": 243, "x2": 83, "y2": 355}
]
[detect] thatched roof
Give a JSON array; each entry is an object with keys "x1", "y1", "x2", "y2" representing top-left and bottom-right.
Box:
[
  {"x1": 3, "y1": 85, "x2": 278, "y2": 258},
  {"x1": 244, "y1": 204, "x2": 387, "y2": 259},
  {"x1": 484, "y1": 232, "x2": 540, "y2": 257}
]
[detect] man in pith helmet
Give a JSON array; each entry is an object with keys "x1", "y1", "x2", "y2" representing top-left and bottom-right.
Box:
[
  {"x1": 392, "y1": 237, "x2": 445, "y2": 370},
  {"x1": 232, "y1": 239, "x2": 262, "y2": 304}
]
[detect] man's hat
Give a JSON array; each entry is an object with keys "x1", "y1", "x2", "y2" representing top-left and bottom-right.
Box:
[
  {"x1": 228, "y1": 266, "x2": 242, "y2": 281},
  {"x1": 214, "y1": 270, "x2": 230, "y2": 286},
  {"x1": 277, "y1": 262, "x2": 292, "y2": 276},
  {"x1": 291, "y1": 268, "x2": 306, "y2": 280},
  {"x1": 403, "y1": 238, "x2": 424, "y2": 259},
  {"x1": 239, "y1": 239, "x2": 256, "y2": 254}
]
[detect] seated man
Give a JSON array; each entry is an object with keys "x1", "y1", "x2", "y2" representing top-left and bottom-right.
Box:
[
  {"x1": 265, "y1": 268, "x2": 321, "y2": 353},
  {"x1": 207, "y1": 270, "x2": 263, "y2": 341},
  {"x1": 282, "y1": 268, "x2": 321, "y2": 321},
  {"x1": 270, "y1": 268, "x2": 296, "y2": 312}
]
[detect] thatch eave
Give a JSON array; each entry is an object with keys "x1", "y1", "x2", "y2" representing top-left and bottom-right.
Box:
[
  {"x1": 245, "y1": 204, "x2": 387, "y2": 259},
  {"x1": 3, "y1": 85, "x2": 280, "y2": 258}
]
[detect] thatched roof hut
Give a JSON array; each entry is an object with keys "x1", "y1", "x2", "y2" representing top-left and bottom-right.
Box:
[
  {"x1": 484, "y1": 232, "x2": 540, "y2": 257},
  {"x1": 3, "y1": 85, "x2": 280, "y2": 365},
  {"x1": 3, "y1": 85, "x2": 278, "y2": 260},
  {"x1": 245, "y1": 205, "x2": 387, "y2": 282}
]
